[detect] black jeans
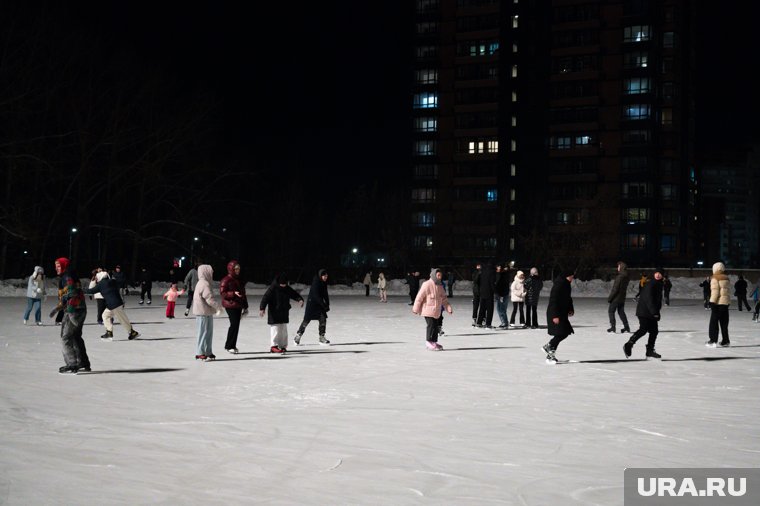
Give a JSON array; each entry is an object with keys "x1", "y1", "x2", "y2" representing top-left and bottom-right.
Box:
[
  {"x1": 737, "y1": 294, "x2": 751, "y2": 311},
  {"x1": 472, "y1": 297, "x2": 480, "y2": 320},
  {"x1": 298, "y1": 313, "x2": 327, "y2": 336},
  {"x1": 548, "y1": 333, "x2": 570, "y2": 350},
  {"x1": 425, "y1": 316, "x2": 440, "y2": 342},
  {"x1": 477, "y1": 297, "x2": 494, "y2": 326},
  {"x1": 708, "y1": 304, "x2": 730, "y2": 344},
  {"x1": 224, "y1": 307, "x2": 242, "y2": 350},
  {"x1": 140, "y1": 286, "x2": 152, "y2": 302},
  {"x1": 525, "y1": 303, "x2": 538, "y2": 327},
  {"x1": 96, "y1": 298, "x2": 106, "y2": 323},
  {"x1": 608, "y1": 301, "x2": 630, "y2": 330},
  {"x1": 510, "y1": 301, "x2": 525, "y2": 324},
  {"x1": 185, "y1": 290, "x2": 194, "y2": 309},
  {"x1": 629, "y1": 316, "x2": 659, "y2": 350}
]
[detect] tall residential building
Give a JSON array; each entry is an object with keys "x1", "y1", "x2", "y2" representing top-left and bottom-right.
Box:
[{"x1": 410, "y1": 0, "x2": 697, "y2": 271}]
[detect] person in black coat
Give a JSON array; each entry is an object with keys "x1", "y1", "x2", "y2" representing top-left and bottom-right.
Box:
[
  {"x1": 476, "y1": 262, "x2": 496, "y2": 328},
  {"x1": 138, "y1": 267, "x2": 152, "y2": 305},
  {"x1": 260, "y1": 273, "x2": 304, "y2": 353},
  {"x1": 524, "y1": 267, "x2": 544, "y2": 329},
  {"x1": 606, "y1": 261, "x2": 631, "y2": 333},
  {"x1": 295, "y1": 269, "x2": 331, "y2": 345},
  {"x1": 735, "y1": 274, "x2": 751, "y2": 311},
  {"x1": 83, "y1": 271, "x2": 139, "y2": 340},
  {"x1": 624, "y1": 268, "x2": 664, "y2": 359},
  {"x1": 699, "y1": 276, "x2": 711, "y2": 309},
  {"x1": 407, "y1": 270, "x2": 421, "y2": 305},
  {"x1": 471, "y1": 263, "x2": 482, "y2": 326},
  {"x1": 494, "y1": 264, "x2": 509, "y2": 328},
  {"x1": 542, "y1": 270, "x2": 575, "y2": 363}
]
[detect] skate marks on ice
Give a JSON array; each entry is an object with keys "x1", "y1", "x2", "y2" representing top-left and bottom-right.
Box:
[
  {"x1": 78, "y1": 367, "x2": 185, "y2": 375},
  {"x1": 630, "y1": 427, "x2": 689, "y2": 443}
]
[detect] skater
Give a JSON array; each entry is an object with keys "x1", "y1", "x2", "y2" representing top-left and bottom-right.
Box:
[
  {"x1": 509, "y1": 270, "x2": 526, "y2": 327},
  {"x1": 606, "y1": 261, "x2": 631, "y2": 333},
  {"x1": 633, "y1": 272, "x2": 647, "y2": 301},
  {"x1": 162, "y1": 283, "x2": 185, "y2": 319},
  {"x1": 220, "y1": 260, "x2": 249, "y2": 354},
  {"x1": 88, "y1": 268, "x2": 106, "y2": 324},
  {"x1": 407, "y1": 270, "x2": 420, "y2": 305},
  {"x1": 49, "y1": 257, "x2": 90, "y2": 374},
  {"x1": 494, "y1": 264, "x2": 509, "y2": 328},
  {"x1": 751, "y1": 283, "x2": 759, "y2": 322},
  {"x1": 699, "y1": 276, "x2": 711, "y2": 309},
  {"x1": 706, "y1": 262, "x2": 731, "y2": 347},
  {"x1": 295, "y1": 269, "x2": 331, "y2": 346},
  {"x1": 84, "y1": 271, "x2": 139, "y2": 341},
  {"x1": 112, "y1": 265, "x2": 128, "y2": 296},
  {"x1": 623, "y1": 268, "x2": 664, "y2": 359},
  {"x1": 363, "y1": 271, "x2": 372, "y2": 297},
  {"x1": 476, "y1": 262, "x2": 495, "y2": 328},
  {"x1": 377, "y1": 272, "x2": 387, "y2": 302},
  {"x1": 138, "y1": 267, "x2": 152, "y2": 305},
  {"x1": 734, "y1": 274, "x2": 751, "y2": 311},
  {"x1": 447, "y1": 269, "x2": 455, "y2": 297},
  {"x1": 259, "y1": 273, "x2": 304, "y2": 353},
  {"x1": 192, "y1": 264, "x2": 222, "y2": 361},
  {"x1": 471, "y1": 262, "x2": 482, "y2": 326},
  {"x1": 524, "y1": 267, "x2": 543, "y2": 329},
  {"x1": 412, "y1": 268, "x2": 452, "y2": 351},
  {"x1": 663, "y1": 275, "x2": 672, "y2": 306},
  {"x1": 542, "y1": 270, "x2": 575, "y2": 364},
  {"x1": 23, "y1": 266, "x2": 46, "y2": 326},
  {"x1": 183, "y1": 260, "x2": 199, "y2": 317}
]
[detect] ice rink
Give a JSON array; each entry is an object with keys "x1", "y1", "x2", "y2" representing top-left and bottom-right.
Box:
[{"x1": 1, "y1": 292, "x2": 759, "y2": 505}]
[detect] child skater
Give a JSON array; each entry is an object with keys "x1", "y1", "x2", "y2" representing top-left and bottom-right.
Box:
[
  {"x1": 412, "y1": 268, "x2": 453, "y2": 351},
  {"x1": 259, "y1": 273, "x2": 304, "y2": 353},
  {"x1": 192, "y1": 264, "x2": 222, "y2": 361},
  {"x1": 163, "y1": 283, "x2": 185, "y2": 319}
]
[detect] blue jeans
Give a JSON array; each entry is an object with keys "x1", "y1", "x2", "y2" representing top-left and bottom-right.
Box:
[
  {"x1": 196, "y1": 315, "x2": 214, "y2": 356},
  {"x1": 496, "y1": 296, "x2": 508, "y2": 326},
  {"x1": 23, "y1": 297, "x2": 42, "y2": 323}
]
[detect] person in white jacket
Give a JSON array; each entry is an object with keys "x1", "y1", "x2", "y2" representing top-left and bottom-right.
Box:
[
  {"x1": 191, "y1": 264, "x2": 222, "y2": 361},
  {"x1": 23, "y1": 266, "x2": 46, "y2": 325},
  {"x1": 509, "y1": 270, "x2": 527, "y2": 327},
  {"x1": 377, "y1": 272, "x2": 387, "y2": 303}
]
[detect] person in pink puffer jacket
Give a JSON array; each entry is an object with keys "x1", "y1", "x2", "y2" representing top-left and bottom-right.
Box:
[{"x1": 412, "y1": 268, "x2": 453, "y2": 351}]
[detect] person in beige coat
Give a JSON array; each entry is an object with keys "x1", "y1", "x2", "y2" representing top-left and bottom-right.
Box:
[
  {"x1": 192, "y1": 264, "x2": 223, "y2": 360},
  {"x1": 377, "y1": 272, "x2": 387, "y2": 303},
  {"x1": 707, "y1": 261, "x2": 731, "y2": 347},
  {"x1": 509, "y1": 270, "x2": 526, "y2": 327},
  {"x1": 412, "y1": 268, "x2": 452, "y2": 350}
]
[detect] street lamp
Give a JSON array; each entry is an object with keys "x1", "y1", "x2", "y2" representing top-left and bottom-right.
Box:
[
  {"x1": 191, "y1": 237, "x2": 199, "y2": 263},
  {"x1": 69, "y1": 227, "x2": 77, "y2": 258}
]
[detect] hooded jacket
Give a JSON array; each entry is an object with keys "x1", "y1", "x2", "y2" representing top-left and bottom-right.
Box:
[
  {"x1": 710, "y1": 262, "x2": 731, "y2": 306},
  {"x1": 260, "y1": 282, "x2": 304, "y2": 324},
  {"x1": 303, "y1": 269, "x2": 330, "y2": 321},
  {"x1": 510, "y1": 271, "x2": 526, "y2": 302},
  {"x1": 220, "y1": 260, "x2": 248, "y2": 310},
  {"x1": 56, "y1": 257, "x2": 86, "y2": 313},
  {"x1": 413, "y1": 268, "x2": 451, "y2": 318},
  {"x1": 27, "y1": 266, "x2": 45, "y2": 299},
  {"x1": 607, "y1": 262, "x2": 630, "y2": 304},
  {"x1": 546, "y1": 275, "x2": 574, "y2": 336},
  {"x1": 192, "y1": 265, "x2": 221, "y2": 316},
  {"x1": 635, "y1": 276, "x2": 663, "y2": 318}
]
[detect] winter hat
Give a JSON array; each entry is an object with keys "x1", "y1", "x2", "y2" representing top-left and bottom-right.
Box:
[
  {"x1": 516, "y1": 270, "x2": 525, "y2": 279},
  {"x1": 530, "y1": 267, "x2": 538, "y2": 276},
  {"x1": 276, "y1": 273, "x2": 288, "y2": 285},
  {"x1": 55, "y1": 257, "x2": 70, "y2": 272},
  {"x1": 712, "y1": 262, "x2": 726, "y2": 274},
  {"x1": 430, "y1": 267, "x2": 442, "y2": 284},
  {"x1": 318, "y1": 269, "x2": 328, "y2": 277},
  {"x1": 96, "y1": 271, "x2": 109, "y2": 282},
  {"x1": 33, "y1": 266, "x2": 44, "y2": 276},
  {"x1": 559, "y1": 268, "x2": 576, "y2": 279}
]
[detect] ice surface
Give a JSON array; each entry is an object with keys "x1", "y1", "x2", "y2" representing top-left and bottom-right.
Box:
[{"x1": 1, "y1": 290, "x2": 759, "y2": 505}]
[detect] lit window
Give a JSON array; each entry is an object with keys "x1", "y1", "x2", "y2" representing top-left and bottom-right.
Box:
[
  {"x1": 412, "y1": 212, "x2": 435, "y2": 227},
  {"x1": 511, "y1": 140, "x2": 517, "y2": 151},
  {"x1": 624, "y1": 105, "x2": 650, "y2": 120},
  {"x1": 413, "y1": 92, "x2": 438, "y2": 109},
  {"x1": 512, "y1": 43, "x2": 517, "y2": 53},
  {"x1": 510, "y1": 189, "x2": 516, "y2": 201},
  {"x1": 511, "y1": 65, "x2": 517, "y2": 78},
  {"x1": 486, "y1": 189, "x2": 497, "y2": 202},
  {"x1": 488, "y1": 140, "x2": 499, "y2": 153},
  {"x1": 512, "y1": 15, "x2": 518, "y2": 28},
  {"x1": 468, "y1": 141, "x2": 484, "y2": 154},
  {"x1": 550, "y1": 136, "x2": 572, "y2": 150},
  {"x1": 414, "y1": 140, "x2": 436, "y2": 156},
  {"x1": 489, "y1": 42, "x2": 500, "y2": 54},
  {"x1": 509, "y1": 238, "x2": 515, "y2": 250},
  {"x1": 510, "y1": 164, "x2": 516, "y2": 176},
  {"x1": 511, "y1": 91, "x2": 517, "y2": 102},
  {"x1": 622, "y1": 233, "x2": 647, "y2": 249},
  {"x1": 415, "y1": 69, "x2": 438, "y2": 84},
  {"x1": 575, "y1": 135, "x2": 592, "y2": 146},
  {"x1": 661, "y1": 108, "x2": 673, "y2": 125},
  {"x1": 511, "y1": 116, "x2": 517, "y2": 126},
  {"x1": 413, "y1": 236, "x2": 433, "y2": 250},
  {"x1": 414, "y1": 117, "x2": 437, "y2": 132},
  {"x1": 624, "y1": 77, "x2": 651, "y2": 94},
  {"x1": 623, "y1": 51, "x2": 648, "y2": 69},
  {"x1": 623, "y1": 25, "x2": 651, "y2": 42},
  {"x1": 509, "y1": 213, "x2": 515, "y2": 225},
  {"x1": 624, "y1": 208, "x2": 649, "y2": 224}
]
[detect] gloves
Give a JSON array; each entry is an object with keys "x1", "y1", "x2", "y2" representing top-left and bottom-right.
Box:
[
  {"x1": 241, "y1": 308, "x2": 249, "y2": 317},
  {"x1": 36, "y1": 288, "x2": 42, "y2": 294}
]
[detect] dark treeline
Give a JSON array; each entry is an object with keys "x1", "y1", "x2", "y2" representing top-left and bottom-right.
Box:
[{"x1": 0, "y1": 4, "x2": 411, "y2": 284}]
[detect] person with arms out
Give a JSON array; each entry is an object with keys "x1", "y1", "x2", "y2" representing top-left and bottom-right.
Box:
[
  {"x1": 163, "y1": 283, "x2": 185, "y2": 319},
  {"x1": 623, "y1": 268, "x2": 664, "y2": 359},
  {"x1": 706, "y1": 262, "x2": 731, "y2": 348},
  {"x1": 220, "y1": 260, "x2": 249, "y2": 354},
  {"x1": 192, "y1": 264, "x2": 222, "y2": 361},
  {"x1": 259, "y1": 273, "x2": 304, "y2": 353},
  {"x1": 23, "y1": 266, "x2": 46, "y2": 326},
  {"x1": 49, "y1": 257, "x2": 90, "y2": 374},
  {"x1": 607, "y1": 261, "x2": 631, "y2": 333},
  {"x1": 412, "y1": 268, "x2": 452, "y2": 351},
  {"x1": 295, "y1": 269, "x2": 331, "y2": 346},
  {"x1": 524, "y1": 267, "x2": 543, "y2": 329},
  {"x1": 84, "y1": 271, "x2": 139, "y2": 341},
  {"x1": 542, "y1": 270, "x2": 575, "y2": 364}
]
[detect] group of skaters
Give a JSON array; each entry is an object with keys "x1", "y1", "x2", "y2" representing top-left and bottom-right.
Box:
[{"x1": 21, "y1": 255, "x2": 759, "y2": 372}]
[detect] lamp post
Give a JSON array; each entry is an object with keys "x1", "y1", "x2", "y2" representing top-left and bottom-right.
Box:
[
  {"x1": 191, "y1": 237, "x2": 199, "y2": 263},
  {"x1": 69, "y1": 227, "x2": 77, "y2": 258}
]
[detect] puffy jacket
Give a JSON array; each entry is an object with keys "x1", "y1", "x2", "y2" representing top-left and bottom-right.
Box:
[
  {"x1": 27, "y1": 266, "x2": 45, "y2": 299},
  {"x1": 220, "y1": 260, "x2": 248, "y2": 310},
  {"x1": 710, "y1": 262, "x2": 731, "y2": 306},
  {"x1": 525, "y1": 275, "x2": 544, "y2": 305},
  {"x1": 303, "y1": 270, "x2": 330, "y2": 321},
  {"x1": 510, "y1": 273, "x2": 526, "y2": 302},
  {"x1": 260, "y1": 283, "x2": 303, "y2": 324},
  {"x1": 83, "y1": 273, "x2": 125, "y2": 310},
  {"x1": 192, "y1": 265, "x2": 220, "y2": 316},
  {"x1": 413, "y1": 274, "x2": 451, "y2": 318}
]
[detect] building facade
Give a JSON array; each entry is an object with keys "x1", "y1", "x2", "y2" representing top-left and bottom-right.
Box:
[{"x1": 410, "y1": 0, "x2": 697, "y2": 273}]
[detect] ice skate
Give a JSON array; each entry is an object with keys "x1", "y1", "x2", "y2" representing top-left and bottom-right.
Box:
[
  {"x1": 623, "y1": 341, "x2": 633, "y2": 358},
  {"x1": 101, "y1": 330, "x2": 114, "y2": 340},
  {"x1": 645, "y1": 348, "x2": 661, "y2": 360},
  {"x1": 226, "y1": 348, "x2": 239, "y2": 354},
  {"x1": 606, "y1": 327, "x2": 615, "y2": 333},
  {"x1": 705, "y1": 341, "x2": 717, "y2": 348},
  {"x1": 58, "y1": 366, "x2": 78, "y2": 374},
  {"x1": 425, "y1": 341, "x2": 440, "y2": 351},
  {"x1": 294, "y1": 333, "x2": 302, "y2": 346},
  {"x1": 270, "y1": 346, "x2": 286, "y2": 354},
  {"x1": 127, "y1": 330, "x2": 139, "y2": 340},
  {"x1": 319, "y1": 335, "x2": 330, "y2": 346},
  {"x1": 184, "y1": 309, "x2": 190, "y2": 317},
  {"x1": 719, "y1": 341, "x2": 730, "y2": 347},
  {"x1": 204, "y1": 354, "x2": 216, "y2": 362}
]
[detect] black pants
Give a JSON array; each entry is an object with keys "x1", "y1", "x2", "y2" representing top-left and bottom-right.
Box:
[
  {"x1": 525, "y1": 303, "x2": 538, "y2": 327},
  {"x1": 737, "y1": 294, "x2": 751, "y2": 311},
  {"x1": 629, "y1": 316, "x2": 659, "y2": 350},
  {"x1": 224, "y1": 307, "x2": 242, "y2": 350},
  {"x1": 96, "y1": 298, "x2": 107, "y2": 323},
  {"x1": 472, "y1": 297, "x2": 480, "y2": 320},
  {"x1": 608, "y1": 301, "x2": 630, "y2": 330},
  {"x1": 186, "y1": 290, "x2": 194, "y2": 309},
  {"x1": 298, "y1": 313, "x2": 327, "y2": 337},
  {"x1": 425, "y1": 316, "x2": 440, "y2": 342},
  {"x1": 708, "y1": 304, "x2": 730, "y2": 344},
  {"x1": 754, "y1": 301, "x2": 760, "y2": 317},
  {"x1": 140, "y1": 286, "x2": 152, "y2": 302},
  {"x1": 510, "y1": 301, "x2": 525, "y2": 324},
  {"x1": 477, "y1": 297, "x2": 494, "y2": 326},
  {"x1": 365, "y1": 285, "x2": 370, "y2": 297},
  {"x1": 548, "y1": 333, "x2": 570, "y2": 350},
  {"x1": 448, "y1": 283, "x2": 453, "y2": 297},
  {"x1": 664, "y1": 290, "x2": 671, "y2": 305}
]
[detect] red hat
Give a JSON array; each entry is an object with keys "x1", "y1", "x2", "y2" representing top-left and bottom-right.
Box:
[{"x1": 55, "y1": 257, "x2": 70, "y2": 272}]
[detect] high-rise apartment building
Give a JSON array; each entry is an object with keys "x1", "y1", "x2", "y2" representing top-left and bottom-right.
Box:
[{"x1": 410, "y1": 0, "x2": 697, "y2": 271}]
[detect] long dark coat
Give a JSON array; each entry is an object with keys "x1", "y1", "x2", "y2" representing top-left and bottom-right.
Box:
[
  {"x1": 607, "y1": 268, "x2": 630, "y2": 304},
  {"x1": 546, "y1": 276, "x2": 574, "y2": 336},
  {"x1": 260, "y1": 283, "x2": 303, "y2": 324},
  {"x1": 635, "y1": 278, "x2": 663, "y2": 318},
  {"x1": 303, "y1": 275, "x2": 330, "y2": 321}
]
